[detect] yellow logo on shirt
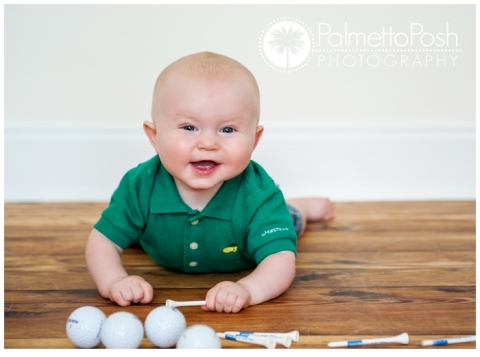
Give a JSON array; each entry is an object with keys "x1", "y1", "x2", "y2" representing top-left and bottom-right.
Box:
[{"x1": 223, "y1": 246, "x2": 238, "y2": 254}]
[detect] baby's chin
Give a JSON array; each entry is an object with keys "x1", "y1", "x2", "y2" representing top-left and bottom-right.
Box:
[{"x1": 184, "y1": 178, "x2": 225, "y2": 191}]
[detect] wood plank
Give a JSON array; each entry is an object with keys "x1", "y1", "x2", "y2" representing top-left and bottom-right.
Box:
[
  {"x1": 5, "y1": 231, "x2": 475, "y2": 258},
  {"x1": 4, "y1": 300, "x2": 475, "y2": 338},
  {"x1": 4, "y1": 267, "x2": 475, "y2": 291},
  {"x1": 4, "y1": 251, "x2": 475, "y2": 270},
  {"x1": 5, "y1": 286, "x2": 475, "y2": 312},
  {"x1": 5, "y1": 288, "x2": 475, "y2": 342},
  {"x1": 4, "y1": 335, "x2": 477, "y2": 349},
  {"x1": 5, "y1": 286, "x2": 475, "y2": 308},
  {"x1": 297, "y1": 231, "x2": 476, "y2": 252}
]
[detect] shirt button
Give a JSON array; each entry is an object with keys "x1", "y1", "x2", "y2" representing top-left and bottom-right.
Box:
[
  {"x1": 190, "y1": 219, "x2": 199, "y2": 225},
  {"x1": 189, "y1": 261, "x2": 198, "y2": 267},
  {"x1": 190, "y1": 242, "x2": 199, "y2": 250}
]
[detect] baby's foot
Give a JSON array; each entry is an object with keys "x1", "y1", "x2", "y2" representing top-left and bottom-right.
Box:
[{"x1": 287, "y1": 197, "x2": 335, "y2": 223}]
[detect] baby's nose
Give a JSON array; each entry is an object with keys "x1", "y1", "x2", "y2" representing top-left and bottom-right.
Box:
[{"x1": 197, "y1": 131, "x2": 219, "y2": 150}]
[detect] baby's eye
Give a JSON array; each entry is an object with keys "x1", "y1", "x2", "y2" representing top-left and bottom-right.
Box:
[
  {"x1": 183, "y1": 125, "x2": 196, "y2": 131},
  {"x1": 221, "y1": 127, "x2": 235, "y2": 133}
]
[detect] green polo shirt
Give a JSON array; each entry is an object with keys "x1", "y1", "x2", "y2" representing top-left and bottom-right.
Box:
[{"x1": 94, "y1": 156, "x2": 297, "y2": 273}]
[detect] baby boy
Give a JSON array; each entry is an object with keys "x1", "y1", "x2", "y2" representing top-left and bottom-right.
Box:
[{"x1": 85, "y1": 52, "x2": 334, "y2": 313}]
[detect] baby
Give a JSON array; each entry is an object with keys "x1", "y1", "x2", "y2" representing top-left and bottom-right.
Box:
[{"x1": 85, "y1": 52, "x2": 334, "y2": 313}]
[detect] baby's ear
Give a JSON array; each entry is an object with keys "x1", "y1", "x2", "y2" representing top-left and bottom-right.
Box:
[
  {"x1": 253, "y1": 125, "x2": 264, "y2": 150},
  {"x1": 143, "y1": 121, "x2": 158, "y2": 150}
]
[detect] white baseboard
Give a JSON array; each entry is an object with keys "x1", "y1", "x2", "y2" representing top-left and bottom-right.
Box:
[{"x1": 4, "y1": 123, "x2": 476, "y2": 202}]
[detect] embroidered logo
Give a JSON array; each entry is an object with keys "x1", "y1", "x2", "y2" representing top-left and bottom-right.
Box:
[
  {"x1": 223, "y1": 245, "x2": 238, "y2": 254},
  {"x1": 262, "y1": 227, "x2": 289, "y2": 237}
]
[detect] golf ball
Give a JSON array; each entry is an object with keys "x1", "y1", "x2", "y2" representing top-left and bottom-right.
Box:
[
  {"x1": 176, "y1": 324, "x2": 221, "y2": 349},
  {"x1": 145, "y1": 306, "x2": 186, "y2": 348},
  {"x1": 66, "y1": 306, "x2": 106, "y2": 348},
  {"x1": 101, "y1": 311, "x2": 144, "y2": 349}
]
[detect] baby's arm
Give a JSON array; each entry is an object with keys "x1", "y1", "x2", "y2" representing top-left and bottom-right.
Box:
[
  {"x1": 85, "y1": 228, "x2": 153, "y2": 306},
  {"x1": 202, "y1": 250, "x2": 296, "y2": 313}
]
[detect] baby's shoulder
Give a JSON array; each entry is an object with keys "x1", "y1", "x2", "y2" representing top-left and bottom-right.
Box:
[
  {"x1": 124, "y1": 156, "x2": 161, "y2": 180},
  {"x1": 241, "y1": 160, "x2": 277, "y2": 193},
  {"x1": 234, "y1": 161, "x2": 280, "y2": 209},
  {"x1": 116, "y1": 156, "x2": 161, "y2": 199}
]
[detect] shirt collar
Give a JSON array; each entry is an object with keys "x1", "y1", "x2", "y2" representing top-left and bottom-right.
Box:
[
  {"x1": 201, "y1": 173, "x2": 242, "y2": 220},
  {"x1": 150, "y1": 163, "x2": 243, "y2": 220},
  {"x1": 150, "y1": 164, "x2": 190, "y2": 214}
]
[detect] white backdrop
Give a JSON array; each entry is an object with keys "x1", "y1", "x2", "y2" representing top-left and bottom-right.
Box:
[{"x1": 4, "y1": 4, "x2": 476, "y2": 201}]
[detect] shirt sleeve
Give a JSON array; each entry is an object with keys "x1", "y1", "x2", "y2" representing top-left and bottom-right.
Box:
[
  {"x1": 244, "y1": 182, "x2": 298, "y2": 264},
  {"x1": 93, "y1": 166, "x2": 151, "y2": 249}
]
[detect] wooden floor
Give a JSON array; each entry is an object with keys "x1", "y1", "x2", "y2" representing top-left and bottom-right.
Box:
[{"x1": 4, "y1": 201, "x2": 476, "y2": 349}]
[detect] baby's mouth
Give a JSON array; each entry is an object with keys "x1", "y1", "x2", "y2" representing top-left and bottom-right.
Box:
[{"x1": 191, "y1": 161, "x2": 218, "y2": 171}]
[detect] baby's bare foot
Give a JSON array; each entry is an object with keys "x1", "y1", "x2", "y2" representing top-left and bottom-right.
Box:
[{"x1": 287, "y1": 197, "x2": 335, "y2": 223}]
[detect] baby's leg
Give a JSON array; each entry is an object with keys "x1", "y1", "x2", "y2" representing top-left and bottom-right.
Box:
[{"x1": 286, "y1": 198, "x2": 335, "y2": 237}]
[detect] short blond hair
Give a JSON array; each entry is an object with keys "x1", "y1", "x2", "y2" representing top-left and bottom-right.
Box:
[{"x1": 151, "y1": 52, "x2": 260, "y2": 122}]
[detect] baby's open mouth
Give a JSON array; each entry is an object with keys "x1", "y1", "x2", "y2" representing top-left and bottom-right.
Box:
[{"x1": 191, "y1": 161, "x2": 218, "y2": 171}]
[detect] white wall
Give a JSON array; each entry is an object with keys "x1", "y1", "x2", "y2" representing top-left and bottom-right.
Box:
[
  {"x1": 4, "y1": 123, "x2": 475, "y2": 202},
  {"x1": 4, "y1": 5, "x2": 476, "y2": 202}
]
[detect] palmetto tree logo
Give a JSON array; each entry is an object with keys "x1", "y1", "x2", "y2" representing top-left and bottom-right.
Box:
[
  {"x1": 260, "y1": 18, "x2": 313, "y2": 73},
  {"x1": 269, "y1": 26, "x2": 305, "y2": 69}
]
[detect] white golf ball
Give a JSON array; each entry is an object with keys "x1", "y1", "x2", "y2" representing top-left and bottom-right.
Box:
[
  {"x1": 176, "y1": 324, "x2": 221, "y2": 349},
  {"x1": 101, "y1": 311, "x2": 144, "y2": 349},
  {"x1": 66, "y1": 306, "x2": 106, "y2": 348},
  {"x1": 145, "y1": 306, "x2": 186, "y2": 348}
]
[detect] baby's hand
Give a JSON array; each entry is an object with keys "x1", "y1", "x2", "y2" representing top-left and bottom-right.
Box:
[
  {"x1": 202, "y1": 281, "x2": 252, "y2": 313},
  {"x1": 107, "y1": 275, "x2": 153, "y2": 306}
]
